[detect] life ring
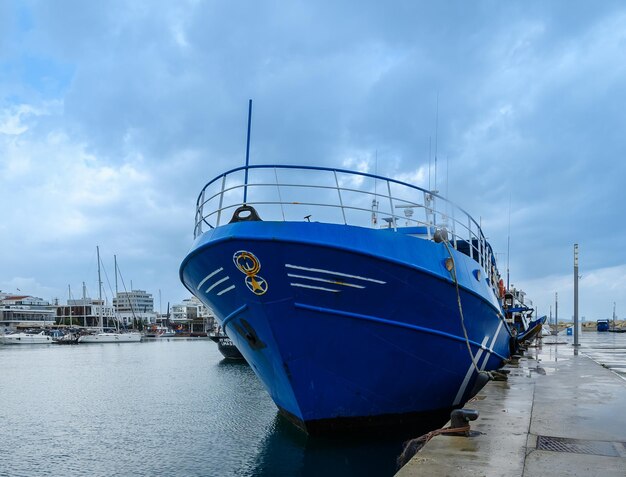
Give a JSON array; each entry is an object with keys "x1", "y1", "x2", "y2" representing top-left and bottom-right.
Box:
[{"x1": 498, "y1": 279, "x2": 506, "y2": 298}]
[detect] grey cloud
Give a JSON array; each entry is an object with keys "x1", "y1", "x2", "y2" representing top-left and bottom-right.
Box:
[{"x1": 3, "y1": 0, "x2": 626, "y2": 316}]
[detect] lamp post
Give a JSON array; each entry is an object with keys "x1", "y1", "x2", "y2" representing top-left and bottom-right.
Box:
[{"x1": 573, "y1": 244, "x2": 580, "y2": 347}]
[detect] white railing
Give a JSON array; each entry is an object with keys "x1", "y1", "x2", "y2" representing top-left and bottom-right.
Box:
[{"x1": 193, "y1": 165, "x2": 500, "y2": 288}]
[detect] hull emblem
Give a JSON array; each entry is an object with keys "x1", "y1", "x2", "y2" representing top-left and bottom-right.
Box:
[{"x1": 233, "y1": 250, "x2": 269, "y2": 295}]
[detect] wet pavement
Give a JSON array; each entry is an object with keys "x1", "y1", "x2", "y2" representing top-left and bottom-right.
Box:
[{"x1": 396, "y1": 332, "x2": 626, "y2": 476}]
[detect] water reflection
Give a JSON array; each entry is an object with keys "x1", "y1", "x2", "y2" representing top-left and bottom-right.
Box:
[{"x1": 244, "y1": 412, "x2": 453, "y2": 477}]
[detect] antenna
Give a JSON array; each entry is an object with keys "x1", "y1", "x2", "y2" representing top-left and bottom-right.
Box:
[
  {"x1": 446, "y1": 154, "x2": 450, "y2": 198},
  {"x1": 428, "y1": 136, "x2": 432, "y2": 191},
  {"x1": 243, "y1": 99, "x2": 253, "y2": 204},
  {"x1": 506, "y1": 194, "x2": 511, "y2": 289},
  {"x1": 375, "y1": 149, "x2": 378, "y2": 196},
  {"x1": 371, "y1": 150, "x2": 379, "y2": 227},
  {"x1": 434, "y1": 93, "x2": 439, "y2": 193}
]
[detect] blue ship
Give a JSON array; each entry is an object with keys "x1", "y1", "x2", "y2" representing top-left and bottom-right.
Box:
[{"x1": 180, "y1": 164, "x2": 514, "y2": 435}]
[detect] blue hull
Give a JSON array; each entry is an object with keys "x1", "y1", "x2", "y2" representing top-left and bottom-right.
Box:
[
  {"x1": 516, "y1": 315, "x2": 546, "y2": 345},
  {"x1": 180, "y1": 221, "x2": 512, "y2": 434}
]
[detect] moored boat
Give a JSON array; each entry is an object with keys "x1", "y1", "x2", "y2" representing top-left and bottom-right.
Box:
[
  {"x1": 78, "y1": 331, "x2": 142, "y2": 343},
  {"x1": 180, "y1": 164, "x2": 514, "y2": 434},
  {"x1": 209, "y1": 330, "x2": 245, "y2": 360},
  {"x1": 77, "y1": 247, "x2": 143, "y2": 344},
  {"x1": 144, "y1": 325, "x2": 177, "y2": 338},
  {"x1": 597, "y1": 319, "x2": 610, "y2": 332},
  {"x1": 516, "y1": 315, "x2": 547, "y2": 345},
  {"x1": 53, "y1": 329, "x2": 81, "y2": 344},
  {"x1": 0, "y1": 329, "x2": 53, "y2": 345}
]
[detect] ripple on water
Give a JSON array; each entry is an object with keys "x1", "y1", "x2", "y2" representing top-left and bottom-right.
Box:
[{"x1": 0, "y1": 340, "x2": 414, "y2": 477}]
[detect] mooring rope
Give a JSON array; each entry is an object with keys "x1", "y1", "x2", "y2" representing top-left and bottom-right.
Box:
[
  {"x1": 442, "y1": 239, "x2": 481, "y2": 374},
  {"x1": 396, "y1": 424, "x2": 471, "y2": 469}
]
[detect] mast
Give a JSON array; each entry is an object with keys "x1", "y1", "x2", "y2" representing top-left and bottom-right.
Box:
[
  {"x1": 434, "y1": 93, "x2": 439, "y2": 193},
  {"x1": 243, "y1": 99, "x2": 253, "y2": 204},
  {"x1": 114, "y1": 255, "x2": 119, "y2": 331},
  {"x1": 506, "y1": 195, "x2": 511, "y2": 289},
  {"x1": 82, "y1": 281, "x2": 87, "y2": 327},
  {"x1": 68, "y1": 285, "x2": 72, "y2": 327},
  {"x1": 97, "y1": 246, "x2": 103, "y2": 331}
]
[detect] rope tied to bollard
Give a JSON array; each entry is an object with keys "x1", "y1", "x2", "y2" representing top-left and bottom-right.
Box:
[
  {"x1": 396, "y1": 424, "x2": 471, "y2": 469},
  {"x1": 396, "y1": 408, "x2": 480, "y2": 469}
]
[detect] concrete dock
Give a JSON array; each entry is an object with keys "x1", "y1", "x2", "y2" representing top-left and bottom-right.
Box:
[{"x1": 396, "y1": 334, "x2": 626, "y2": 476}]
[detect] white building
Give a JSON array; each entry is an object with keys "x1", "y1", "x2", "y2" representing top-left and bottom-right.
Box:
[
  {"x1": 0, "y1": 293, "x2": 57, "y2": 332},
  {"x1": 170, "y1": 296, "x2": 216, "y2": 334},
  {"x1": 113, "y1": 290, "x2": 157, "y2": 325},
  {"x1": 171, "y1": 296, "x2": 214, "y2": 322}
]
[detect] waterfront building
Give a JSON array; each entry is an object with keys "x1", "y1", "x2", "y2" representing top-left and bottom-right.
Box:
[
  {"x1": 113, "y1": 289, "x2": 157, "y2": 325},
  {"x1": 171, "y1": 296, "x2": 216, "y2": 334},
  {"x1": 0, "y1": 293, "x2": 57, "y2": 333},
  {"x1": 56, "y1": 298, "x2": 115, "y2": 328}
]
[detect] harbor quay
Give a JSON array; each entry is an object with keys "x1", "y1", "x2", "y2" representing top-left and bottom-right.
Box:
[{"x1": 395, "y1": 333, "x2": 626, "y2": 477}]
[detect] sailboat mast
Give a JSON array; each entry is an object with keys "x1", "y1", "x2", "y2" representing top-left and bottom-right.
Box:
[
  {"x1": 82, "y1": 282, "x2": 86, "y2": 327},
  {"x1": 114, "y1": 254, "x2": 119, "y2": 330},
  {"x1": 68, "y1": 284, "x2": 72, "y2": 327},
  {"x1": 97, "y1": 246, "x2": 103, "y2": 330}
]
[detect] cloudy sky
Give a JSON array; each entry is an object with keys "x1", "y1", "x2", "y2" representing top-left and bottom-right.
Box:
[{"x1": 1, "y1": 1, "x2": 624, "y2": 320}]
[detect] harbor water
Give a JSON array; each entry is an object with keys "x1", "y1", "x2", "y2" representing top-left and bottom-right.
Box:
[
  {"x1": 2, "y1": 332, "x2": 624, "y2": 477},
  {"x1": 0, "y1": 339, "x2": 414, "y2": 477}
]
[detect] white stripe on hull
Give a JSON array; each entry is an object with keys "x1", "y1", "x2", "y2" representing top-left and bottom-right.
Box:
[
  {"x1": 290, "y1": 283, "x2": 340, "y2": 293},
  {"x1": 453, "y1": 336, "x2": 490, "y2": 406},
  {"x1": 197, "y1": 267, "x2": 224, "y2": 290},
  {"x1": 287, "y1": 273, "x2": 365, "y2": 289},
  {"x1": 217, "y1": 285, "x2": 236, "y2": 296},
  {"x1": 480, "y1": 320, "x2": 504, "y2": 370},
  {"x1": 206, "y1": 276, "x2": 230, "y2": 293},
  {"x1": 285, "y1": 264, "x2": 386, "y2": 284}
]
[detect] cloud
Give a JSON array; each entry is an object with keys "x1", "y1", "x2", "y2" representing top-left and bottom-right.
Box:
[
  {"x1": 2, "y1": 0, "x2": 626, "y2": 315},
  {"x1": 522, "y1": 263, "x2": 626, "y2": 321}
]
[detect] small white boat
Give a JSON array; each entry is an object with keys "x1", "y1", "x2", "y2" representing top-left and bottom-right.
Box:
[
  {"x1": 77, "y1": 331, "x2": 142, "y2": 343},
  {"x1": 144, "y1": 325, "x2": 176, "y2": 338},
  {"x1": 0, "y1": 330, "x2": 53, "y2": 345}
]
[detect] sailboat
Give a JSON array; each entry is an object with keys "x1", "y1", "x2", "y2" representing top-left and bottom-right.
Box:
[
  {"x1": 77, "y1": 246, "x2": 142, "y2": 343},
  {"x1": 53, "y1": 285, "x2": 81, "y2": 344}
]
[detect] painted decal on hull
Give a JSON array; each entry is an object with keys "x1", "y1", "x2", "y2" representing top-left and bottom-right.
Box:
[{"x1": 233, "y1": 250, "x2": 269, "y2": 296}]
